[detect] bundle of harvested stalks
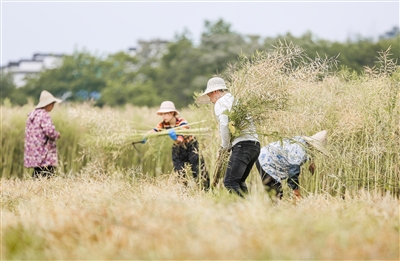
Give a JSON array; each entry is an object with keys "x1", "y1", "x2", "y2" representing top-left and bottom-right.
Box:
[
  {"x1": 69, "y1": 106, "x2": 211, "y2": 160},
  {"x1": 198, "y1": 41, "x2": 338, "y2": 187},
  {"x1": 131, "y1": 127, "x2": 212, "y2": 144},
  {"x1": 211, "y1": 149, "x2": 230, "y2": 187},
  {"x1": 225, "y1": 41, "x2": 338, "y2": 137}
]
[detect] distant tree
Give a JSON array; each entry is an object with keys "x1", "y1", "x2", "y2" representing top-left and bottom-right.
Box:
[
  {"x1": 198, "y1": 19, "x2": 247, "y2": 75},
  {"x1": 374, "y1": 36, "x2": 400, "y2": 67},
  {"x1": 140, "y1": 19, "x2": 267, "y2": 107},
  {"x1": 12, "y1": 20, "x2": 399, "y2": 109},
  {"x1": 146, "y1": 31, "x2": 203, "y2": 108},
  {"x1": 97, "y1": 80, "x2": 158, "y2": 107},
  {"x1": 263, "y1": 32, "x2": 400, "y2": 73},
  {"x1": 379, "y1": 26, "x2": 399, "y2": 40},
  {"x1": 241, "y1": 34, "x2": 264, "y2": 55},
  {"x1": 21, "y1": 50, "x2": 108, "y2": 104},
  {"x1": 96, "y1": 50, "x2": 159, "y2": 107},
  {"x1": 1, "y1": 73, "x2": 27, "y2": 106}
]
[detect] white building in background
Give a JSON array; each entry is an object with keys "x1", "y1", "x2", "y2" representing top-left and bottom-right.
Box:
[
  {"x1": 1, "y1": 53, "x2": 63, "y2": 88},
  {"x1": 2, "y1": 39, "x2": 168, "y2": 88}
]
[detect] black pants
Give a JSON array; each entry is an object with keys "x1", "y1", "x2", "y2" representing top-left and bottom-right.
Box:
[
  {"x1": 172, "y1": 140, "x2": 210, "y2": 189},
  {"x1": 32, "y1": 166, "x2": 55, "y2": 179},
  {"x1": 224, "y1": 141, "x2": 260, "y2": 197},
  {"x1": 255, "y1": 160, "x2": 300, "y2": 198}
]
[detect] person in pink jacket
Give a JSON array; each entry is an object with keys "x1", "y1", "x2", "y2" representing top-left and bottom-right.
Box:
[{"x1": 24, "y1": 90, "x2": 62, "y2": 178}]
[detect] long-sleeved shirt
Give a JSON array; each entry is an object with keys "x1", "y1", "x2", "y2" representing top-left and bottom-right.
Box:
[
  {"x1": 214, "y1": 92, "x2": 258, "y2": 149},
  {"x1": 153, "y1": 116, "x2": 190, "y2": 143},
  {"x1": 258, "y1": 136, "x2": 309, "y2": 182},
  {"x1": 24, "y1": 108, "x2": 60, "y2": 168}
]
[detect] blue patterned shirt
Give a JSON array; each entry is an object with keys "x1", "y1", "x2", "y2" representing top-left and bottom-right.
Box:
[{"x1": 258, "y1": 136, "x2": 308, "y2": 182}]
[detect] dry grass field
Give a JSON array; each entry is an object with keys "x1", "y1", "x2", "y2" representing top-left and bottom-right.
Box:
[
  {"x1": 1, "y1": 46, "x2": 399, "y2": 260},
  {"x1": 1, "y1": 176, "x2": 399, "y2": 260}
]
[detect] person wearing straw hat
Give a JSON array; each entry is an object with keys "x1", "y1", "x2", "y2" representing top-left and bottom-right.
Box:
[
  {"x1": 24, "y1": 90, "x2": 62, "y2": 178},
  {"x1": 196, "y1": 77, "x2": 260, "y2": 197},
  {"x1": 148, "y1": 101, "x2": 210, "y2": 190},
  {"x1": 255, "y1": 130, "x2": 328, "y2": 199}
]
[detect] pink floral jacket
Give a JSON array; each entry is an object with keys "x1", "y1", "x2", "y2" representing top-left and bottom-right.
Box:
[{"x1": 24, "y1": 109, "x2": 60, "y2": 168}]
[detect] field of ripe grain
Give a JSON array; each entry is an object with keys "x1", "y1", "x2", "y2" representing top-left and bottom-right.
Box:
[
  {"x1": 1, "y1": 50, "x2": 399, "y2": 260},
  {"x1": 2, "y1": 69, "x2": 399, "y2": 195}
]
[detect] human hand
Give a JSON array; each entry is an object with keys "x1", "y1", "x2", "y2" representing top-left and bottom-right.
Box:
[
  {"x1": 309, "y1": 162, "x2": 316, "y2": 175},
  {"x1": 132, "y1": 138, "x2": 146, "y2": 145},
  {"x1": 168, "y1": 129, "x2": 177, "y2": 141}
]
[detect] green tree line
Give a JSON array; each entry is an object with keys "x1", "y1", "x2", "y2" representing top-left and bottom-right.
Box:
[{"x1": 2, "y1": 19, "x2": 399, "y2": 108}]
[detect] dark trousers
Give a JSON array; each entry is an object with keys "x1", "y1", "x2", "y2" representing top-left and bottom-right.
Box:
[
  {"x1": 255, "y1": 160, "x2": 300, "y2": 198},
  {"x1": 32, "y1": 166, "x2": 55, "y2": 179},
  {"x1": 172, "y1": 139, "x2": 210, "y2": 189},
  {"x1": 224, "y1": 141, "x2": 260, "y2": 197}
]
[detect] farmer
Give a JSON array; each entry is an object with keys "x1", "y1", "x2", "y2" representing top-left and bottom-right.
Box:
[
  {"x1": 149, "y1": 101, "x2": 210, "y2": 190},
  {"x1": 256, "y1": 130, "x2": 328, "y2": 199},
  {"x1": 24, "y1": 90, "x2": 62, "y2": 178},
  {"x1": 196, "y1": 77, "x2": 260, "y2": 197}
]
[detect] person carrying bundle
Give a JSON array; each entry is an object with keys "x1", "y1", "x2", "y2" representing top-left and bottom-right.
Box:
[
  {"x1": 147, "y1": 101, "x2": 210, "y2": 190},
  {"x1": 196, "y1": 77, "x2": 260, "y2": 197}
]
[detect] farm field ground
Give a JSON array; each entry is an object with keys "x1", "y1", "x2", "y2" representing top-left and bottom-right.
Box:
[{"x1": 1, "y1": 176, "x2": 399, "y2": 260}]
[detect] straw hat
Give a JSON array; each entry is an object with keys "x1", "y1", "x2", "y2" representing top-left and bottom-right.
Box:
[
  {"x1": 157, "y1": 101, "x2": 179, "y2": 115},
  {"x1": 35, "y1": 90, "x2": 62, "y2": 109},
  {"x1": 195, "y1": 77, "x2": 228, "y2": 104},
  {"x1": 303, "y1": 130, "x2": 329, "y2": 156}
]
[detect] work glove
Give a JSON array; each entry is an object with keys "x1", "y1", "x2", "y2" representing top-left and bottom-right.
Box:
[
  {"x1": 141, "y1": 138, "x2": 147, "y2": 144},
  {"x1": 168, "y1": 129, "x2": 177, "y2": 141}
]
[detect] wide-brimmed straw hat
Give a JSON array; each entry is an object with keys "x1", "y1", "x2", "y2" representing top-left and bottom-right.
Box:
[
  {"x1": 35, "y1": 90, "x2": 62, "y2": 109},
  {"x1": 303, "y1": 130, "x2": 329, "y2": 156},
  {"x1": 195, "y1": 77, "x2": 228, "y2": 104},
  {"x1": 157, "y1": 101, "x2": 179, "y2": 115}
]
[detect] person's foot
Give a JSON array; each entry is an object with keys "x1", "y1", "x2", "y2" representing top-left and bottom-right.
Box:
[
  {"x1": 240, "y1": 182, "x2": 248, "y2": 194},
  {"x1": 293, "y1": 189, "x2": 301, "y2": 199}
]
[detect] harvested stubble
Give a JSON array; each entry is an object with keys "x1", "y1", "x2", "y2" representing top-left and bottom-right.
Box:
[{"x1": 1, "y1": 177, "x2": 398, "y2": 260}]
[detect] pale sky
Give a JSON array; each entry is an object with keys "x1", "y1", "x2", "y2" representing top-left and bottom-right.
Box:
[{"x1": 1, "y1": 0, "x2": 399, "y2": 67}]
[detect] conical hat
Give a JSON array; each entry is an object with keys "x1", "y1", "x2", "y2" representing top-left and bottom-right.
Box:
[
  {"x1": 35, "y1": 90, "x2": 62, "y2": 109},
  {"x1": 302, "y1": 130, "x2": 329, "y2": 156}
]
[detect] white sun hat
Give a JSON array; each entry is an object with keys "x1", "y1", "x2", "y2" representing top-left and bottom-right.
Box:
[
  {"x1": 157, "y1": 101, "x2": 179, "y2": 115},
  {"x1": 303, "y1": 130, "x2": 329, "y2": 156},
  {"x1": 35, "y1": 90, "x2": 62, "y2": 109},
  {"x1": 195, "y1": 77, "x2": 228, "y2": 104}
]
